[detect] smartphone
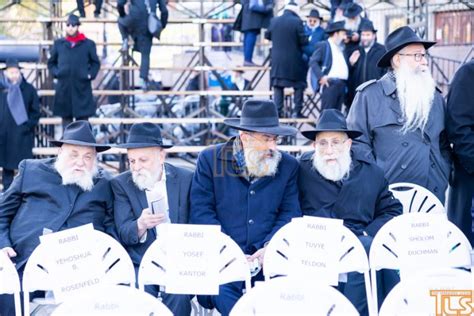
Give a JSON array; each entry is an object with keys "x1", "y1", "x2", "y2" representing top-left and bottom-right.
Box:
[{"x1": 151, "y1": 198, "x2": 167, "y2": 215}]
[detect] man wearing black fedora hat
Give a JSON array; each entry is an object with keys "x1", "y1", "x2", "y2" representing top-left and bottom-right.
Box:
[
  {"x1": 298, "y1": 109, "x2": 402, "y2": 316},
  {"x1": 0, "y1": 58, "x2": 40, "y2": 191},
  {"x1": 342, "y1": 3, "x2": 370, "y2": 57},
  {"x1": 0, "y1": 121, "x2": 115, "y2": 315},
  {"x1": 47, "y1": 14, "x2": 100, "y2": 129},
  {"x1": 346, "y1": 20, "x2": 387, "y2": 106},
  {"x1": 309, "y1": 20, "x2": 349, "y2": 112},
  {"x1": 190, "y1": 99, "x2": 301, "y2": 315},
  {"x1": 111, "y1": 122, "x2": 193, "y2": 315},
  {"x1": 347, "y1": 26, "x2": 451, "y2": 203}
]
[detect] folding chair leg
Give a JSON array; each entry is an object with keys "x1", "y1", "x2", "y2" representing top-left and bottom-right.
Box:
[
  {"x1": 364, "y1": 272, "x2": 375, "y2": 316},
  {"x1": 23, "y1": 291, "x2": 30, "y2": 316},
  {"x1": 14, "y1": 292, "x2": 22, "y2": 316},
  {"x1": 370, "y1": 269, "x2": 378, "y2": 316}
]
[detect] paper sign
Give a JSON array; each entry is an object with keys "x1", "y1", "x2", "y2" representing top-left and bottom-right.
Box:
[
  {"x1": 39, "y1": 224, "x2": 102, "y2": 303},
  {"x1": 160, "y1": 224, "x2": 221, "y2": 295},
  {"x1": 288, "y1": 216, "x2": 343, "y2": 285},
  {"x1": 397, "y1": 213, "x2": 449, "y2": 279}
]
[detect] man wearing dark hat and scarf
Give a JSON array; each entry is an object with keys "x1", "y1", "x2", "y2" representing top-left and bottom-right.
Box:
[
  {"x1": 0, "y1": 59, "x2": 40, "y2": 191},
  {"x1": 347, "y1": 26, "x2": 452, "y2": 203},
  {"x1": 303, "y1": 9, "x2": 325, "y2": 59},
  {"x1": 111, "y1": 123, "x2": 193, "y2": 315},
  {"x1": 47, "y1": 14, "x2": 100, "y2": 129},
  {"x1": 298, "y1": 109, "x2": 402, "y2": 316},
  {"x1": 190, "y1": 99, "x2": 301, "y2": 315},
  {"x1": 0, "y1": 121, "x2": 115, "y2": 315}
]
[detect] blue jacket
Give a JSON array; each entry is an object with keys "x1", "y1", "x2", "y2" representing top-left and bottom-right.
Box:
[
  {"x1": 0, "y1": 158, "x2": 115, "y2": 269},
  {"x1": 111, "y1": 163, "x2": 193, "y2": 266},
  {"x1": 303, "y1": 24, "x2": 325, "y2": 59},
  {"x1": 190, "y1": 138, "x2": 301, "y2": 254}
]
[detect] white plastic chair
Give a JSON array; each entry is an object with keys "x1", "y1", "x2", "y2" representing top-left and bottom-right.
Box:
[
  {"x1": 230, "y1": 277, "x2": 359, "y2": 316},
  {"x1": 379, "y1": 268, "x2": 471, "y2": 316},
  {"x1": 138, "y1": 231, "x2": 251, "y2": 293},
  {"x1": 263, "y1": 219, "x2": 373, "y2": 315},
  {"x1": 51, "y1": 284, "x2": 172, "y2": 316},
  {"x1": 369, "y1": 213, "x2": 472, "y2": 315},
  {"x1": 22, "y1": 230, "x2": 135, "y2": 316},
  {"x1": 389, "y1": 182, "x2": 445, "y2": 214},
  {"x1": 0, "y1": 251, "x2": 22, "y2": 316}
]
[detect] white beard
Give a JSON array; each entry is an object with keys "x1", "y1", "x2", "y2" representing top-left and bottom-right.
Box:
[
  {"x1": 244, "y1": 148, "x2": 282, "y2": 178},
  {"x1": 132, "y1": 165, "x2": 163, "y2": 191},
  {"x1": 344, "y1": 16, "x2": 360, "y2": 32},
  {"x1": 312, "y1": 147, "x2": 352, "y2": 182},
  {"x1": 54, "y1": 155, "x2": 98, "y2": 192},
  {"x1": 395, "y1": 62, "x2": 436, "y2": 134}
]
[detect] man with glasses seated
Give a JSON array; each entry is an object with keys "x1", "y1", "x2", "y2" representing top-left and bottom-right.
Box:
[
  {"x1": 298, "y1": 109, "x2": 402, "y2": 316},
  {"x1": 347, "y1": 26, "x2": 452, "y2": 204},
  {"x1": 190, "y1": 99, "x2": 301, "y2": 315}
]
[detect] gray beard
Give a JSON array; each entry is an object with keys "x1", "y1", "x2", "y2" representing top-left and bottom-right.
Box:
[
  {"x1": 132, "y1": 166, "x2": 163, "y2": 191},
  {"x1": 312, "y1": 148, "x2": 352, "y2": 182},
  {"x1": 54, "y1": 155, "x2": 98, "y2": 192},
  {"x1": 244, "y1": 148, "x2": 282, "y2": 178},
  {"x1": 395, "y1": 63, "x2": 436, "y2": 134}
]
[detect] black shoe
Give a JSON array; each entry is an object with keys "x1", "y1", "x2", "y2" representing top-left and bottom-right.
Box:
[
  {"x1": 291, "y1": 111, "x2": 307, "y2": 119},
  {"x1": 94, "y1": 13, "x2": 100, "y2": 18}
]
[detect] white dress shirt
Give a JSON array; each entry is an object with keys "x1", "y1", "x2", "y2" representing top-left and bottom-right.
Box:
[{"x1": 327, "y1": 38, "x2": 349, "y2": 80}]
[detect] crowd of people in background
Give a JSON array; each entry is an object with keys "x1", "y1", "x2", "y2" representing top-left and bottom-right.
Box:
[{"x1": 0, "y1": 1, "x2": 473, "y2": 316}]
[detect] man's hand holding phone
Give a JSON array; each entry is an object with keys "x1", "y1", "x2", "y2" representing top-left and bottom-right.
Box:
[{"x1": 137, "y1": 206, "x2": 167, "y2": 238}]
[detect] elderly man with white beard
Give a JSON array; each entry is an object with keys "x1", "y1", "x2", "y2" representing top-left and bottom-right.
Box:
[
  {"x1": 0, "y1": 120, "x2": 115, "y2": 316},
  {"x1": 111, "y1": 122, "x2": 193, "y2": 316},
  {"x1": 190, "y1": 99, "x2": 301, "y2": 315},
  {"x1": 298, "y1": 109, "x2": 402, "y2": 316},
  {"x1": 347, "y1": 26, "x2": 452, "y2": 203}
]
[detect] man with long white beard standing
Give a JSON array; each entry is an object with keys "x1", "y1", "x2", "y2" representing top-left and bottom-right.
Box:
[
  {"x1": 347, "y1": 26, "x2": 452, "y2": 203},
  {"x1": 111, "y1": 122, "x2": 193, "y2": 315},
  {"x1": 190, "y1": 99, "x2": 301, "y2": 315},
  {"x1": 0, "y1": 120, "x2": 115, "y2": 315},
  {"x1": 298, "y1": 109, "x2": 402, "y2": 316}
]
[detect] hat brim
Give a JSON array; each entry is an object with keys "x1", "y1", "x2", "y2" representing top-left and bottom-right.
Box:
[
  {"x1": 115, "y1": 142, "x2": 173, "y2": 149},
  {"x1": 50, "y1": 140, "x2": 111, "y2": 152},
  {"x1": 307, "y1": 14, "x2": 323, "y2": 19},
  {"x1": 224, "y1": 118, "x2": 297, "y2": 136},
  {"x1": 325, "y1": 27, "x2": 347, "y2": 34},
  {"x1": 377, "y1": 40, "x2": 436, "y2": 68},
  {"x1": 301, "y1": 129, "x2": 363, "y2": 141}
]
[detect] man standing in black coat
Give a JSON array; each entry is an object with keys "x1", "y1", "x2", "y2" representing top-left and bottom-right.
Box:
[
  {"x1": 346, "y1": 20, "x2": 386, "y2": 106},
  {"x1": 118, "y1": 0, "x2": 168, "y2": 90},
  {"x1": 265, "y1": 2, "x2": 308, "y2": 118},
  {"x1": 0, "y1": 59, "x2": 40, "y2": 191},
  {"x1": 446, "y1": 60, "x2": 474, "y2": 245},
  {"x1": 47, "y1": 14, "x2": 101, "y2": 129},
  {"x1": 298, "y1": 109, "x2": 402, "y2": 316}
]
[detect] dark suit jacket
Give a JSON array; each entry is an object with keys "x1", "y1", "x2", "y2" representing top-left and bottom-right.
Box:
[
  {"x1": 111, "y1": 163, "x2": 193, "y2": 265},
  {"x1": 0, "y1": 158, "x2": 115, "y2": 269}
]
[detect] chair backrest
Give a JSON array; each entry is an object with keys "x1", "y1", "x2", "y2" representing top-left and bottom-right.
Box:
[
  {"x1": 22, "y1": 230, "x2": 135, "y2": 315},
  {"x1": 230, "y1": 277, "x2": 359, "y2": 316},
  {"x1": 389, "y1": 182, "x2": 445, "y2": 214},
  {"x1": 379, "y1": 268, "x2": 472, "y2": 316},
  {"x1": 263, "y1": 219, "x2": 370, "y2": 280},
  {"x1": 369, "y1": 213, "x2": 472, "y2": 272},
  {"x1": 138, "y1": 231, "x2": 252, "y2": 293},
  {"x1": 52, "y1": 284, "x2": 173, "y2": 316},
  {"x1": 0, "y1": 251, "x2": 22, "y2": 316}
]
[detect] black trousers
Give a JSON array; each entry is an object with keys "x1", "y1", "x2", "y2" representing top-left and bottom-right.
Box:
[
  {"x1": 76, "y1": 0, "x2": 103, "y2": 16},
  {"x1": 448, "y1": 161, "x2": 474, "y2": 245},
  {"x1": 320, "y1": 79, "x2": 346, "y2": 112},
  {"x1": 273, "y1": 86, "x2": 304, "y2": 116},
  {"x1": 118, "y1": 21, "x2": 153, "y2": 80},
  {"x1": 2, "y1": 168, "x2": 14, "y2": 192}
]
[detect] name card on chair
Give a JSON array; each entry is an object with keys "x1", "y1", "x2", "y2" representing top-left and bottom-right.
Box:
[
  {"x1": 160, "y1": 224, "x2": 220, "y2": 295},
  {"x1": 288, "y1": 216, "x2": 343, "y2": 285},
  {"x1": 397, "y1": 213, "x2": 449, "y2": 278},
  {"x1": 39, "y1": 224, "x2": 102, "y2": 303}
]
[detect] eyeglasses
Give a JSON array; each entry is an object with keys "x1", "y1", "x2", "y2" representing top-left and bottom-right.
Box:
[
  {"x1": 245, "y1": 133, "x2": 283, "y2": 145},
  {"x1": 398, "y1": 53, "x2": 427, "y2": 62},
  {"x1": 66, "y1": 24, "x2": 78, "y2": 27},
  {"x1": 315, "y1": 138, "x2": 348, "y2": 150}
]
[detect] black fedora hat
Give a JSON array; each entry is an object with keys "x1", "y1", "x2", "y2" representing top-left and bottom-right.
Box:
[
  {"x1": 307, "y1": 9, "x2": 322, "y2": 19},
  {"x1": 301, "y1": 109, "x2": 362, "y2": 141},
  {"x1": 50, "y1": 120, "x2": 110, "y2": 152},
  {"x1": 224, "y1": 99, "x2": 297, "y2": 136},
  {"x1": 116, "y1": 122, "x2": 173, "y2": 149},
  {"x1": 325, "y1": 21, "x2": 347, "y2": 34},
  {"x1": 360, "y1": 20, "x2": 377, "y2": 33},
  {"x1": 377, "y1": 26, "x2": 436, "y2": 68},
  {"x1": 67, "y1": 14, "x2": 81, "y2": 26},
  {"x1": 1, "y1": 58, "x2": 21, "y2": 70},
  {"x1": 343, "y1": 3, "x2": 363, "y2": 18}
]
